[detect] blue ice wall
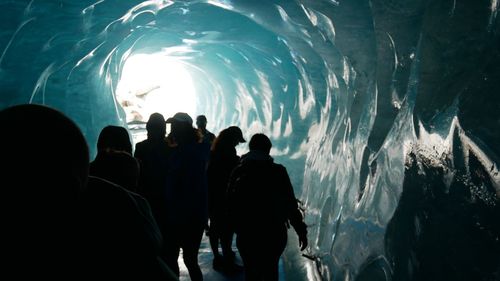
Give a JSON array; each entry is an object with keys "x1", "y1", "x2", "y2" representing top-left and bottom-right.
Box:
[{"x1": 1, "y1": 1, "x2": 499, "y2": 280}]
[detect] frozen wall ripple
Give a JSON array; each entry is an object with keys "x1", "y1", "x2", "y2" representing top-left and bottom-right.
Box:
[{"x1": 0, "y1": 1, "x2": 499, "y2": 280}]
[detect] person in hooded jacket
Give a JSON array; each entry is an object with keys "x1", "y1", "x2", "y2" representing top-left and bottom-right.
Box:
[
  {"x1": 90, "y1": 125, "x2": 139, "y2": 192},
  {"x1": 228, "y1": 133, "x2": 308, "y2": 281}
]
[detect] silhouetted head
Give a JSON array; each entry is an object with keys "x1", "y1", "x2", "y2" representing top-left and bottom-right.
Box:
[
  {"x1": 1, "y1": 104, "x2": 90, "y2": 279},
  {"x1": 166, "y1": 112, "x2": 197, "y2": 144},
  {"x1": 96, "y1": 125, "x2": 132, "y2": 154},
  {"x1": 196, "y1": 115, "x2": 207, "y2": 129},
  {"x1": 166, "y1": 112, "x2": 193, "y2": 125},
  {"x1": 226, "y1": 126, "x2": 246, "y2": 143},
  {"x1": 0, "y1": 104, "x2": 89, "y2": 200},
  {"x1": 213, "y1": 125, "x2": 246, "y2": 150},
  {"x1": 146, "y1": 112, "x2": 166, "y2": 140},
  {"x1": 249, "y1": 133, "x2": 272, "y2": 155}
]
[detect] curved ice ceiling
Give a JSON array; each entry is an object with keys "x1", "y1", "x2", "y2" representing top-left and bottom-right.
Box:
[{"x1": 1, "y1": 1, "x2": 499, "y2": 280}]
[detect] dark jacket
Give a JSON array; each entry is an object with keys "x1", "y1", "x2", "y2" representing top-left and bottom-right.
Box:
[
  {"x1": 134, "y1": 138, "x2": 171, "y2": 222},
  {"x1": 89, "y1": 150, "x2": 140, "y2": 192},
  {"x1": 164, "y1": 142, "x2": 210, "y2": 227},
  {"x1": 207, "y1": 145, "x2": 240, "y2": 218},
  {"x1": 78, "y1": 176, "x2": 175, "y2": 280},
  {"x1": 228, "y1": 151, "x2": 307, "y2": 237}
]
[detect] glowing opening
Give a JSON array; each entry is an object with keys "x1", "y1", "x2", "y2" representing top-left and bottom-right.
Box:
[{"x1": 116, "y1": 52, "x2": 197, "y2": 125}]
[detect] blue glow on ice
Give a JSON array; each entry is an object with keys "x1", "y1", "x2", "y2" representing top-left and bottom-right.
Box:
[{"x1": 1, "y1": 1, "x2": 499, "y2": 280}]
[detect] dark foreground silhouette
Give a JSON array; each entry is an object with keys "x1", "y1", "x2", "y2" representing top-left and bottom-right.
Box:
[{"x1": 0, "y1": 104, "x2": 176, "y2": 280}]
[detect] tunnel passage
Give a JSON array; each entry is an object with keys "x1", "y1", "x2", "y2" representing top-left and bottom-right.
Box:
[{"x1": 1, "y1": 1, "x2": 499, "y2": 280}]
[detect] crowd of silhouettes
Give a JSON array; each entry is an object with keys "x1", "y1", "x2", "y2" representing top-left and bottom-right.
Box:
[{"x1": 1, "y1": 104, "x2": 308, "y2": 281}]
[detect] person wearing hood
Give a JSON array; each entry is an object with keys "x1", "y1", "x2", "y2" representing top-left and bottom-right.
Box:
[
  {"x1": 90, "y1": 125, "x2": 139, "y2": 192},
  {"x1": 227, "y1": 133, "x2": 308, "y2": 281}
]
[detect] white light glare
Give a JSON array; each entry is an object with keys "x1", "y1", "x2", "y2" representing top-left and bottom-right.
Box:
[{"x1": 116, "y1": 53, "x2": 197, "y2": 125}]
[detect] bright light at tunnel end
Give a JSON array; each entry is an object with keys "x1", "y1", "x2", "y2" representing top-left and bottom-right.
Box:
[{"x1": 116, "y1": 52, "x2": 197, "y2": 140}]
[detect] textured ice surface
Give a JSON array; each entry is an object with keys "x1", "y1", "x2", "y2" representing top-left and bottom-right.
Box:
[{"x1": 1, "y1": 1, "x2": 499, "y2": 280}]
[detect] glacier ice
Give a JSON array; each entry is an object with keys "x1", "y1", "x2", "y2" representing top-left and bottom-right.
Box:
[{"x1": 1, "y1": 1, "x2": 499, "y2": 280}]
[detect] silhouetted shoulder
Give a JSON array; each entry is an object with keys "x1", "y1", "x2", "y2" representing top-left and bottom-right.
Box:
[
  {"x1": 272, "y1": 162, "x2": 287, "y2": 172},
  {"x1": 134, "y1": 139, "x2": 148, "y2": 156},
  {"x1": 90, "y1": 150, "x2": 140, "y2": 191},
  {"x1": 79, "y1": 176, "x2": 174, "y2": 280},
  {"x1": 135, "y1": 139, "x2": 148, "y2": 148}
]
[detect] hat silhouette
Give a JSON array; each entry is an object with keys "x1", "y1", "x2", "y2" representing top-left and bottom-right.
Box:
[
  {"x1": 166, "y1": 112, "x2": 193, "y2": 125},
  {"x1": 226, "y1": 126, "x2": 246, "y2": 143}
]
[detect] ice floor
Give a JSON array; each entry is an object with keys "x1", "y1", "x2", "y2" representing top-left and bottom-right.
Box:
[{"x1": 178, "y1": 233, "x2": 285, "y2": 281}]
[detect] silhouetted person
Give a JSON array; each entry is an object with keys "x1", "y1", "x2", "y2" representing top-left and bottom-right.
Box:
[
  {"x1": 80, "y1": 176, "x2": 175, "y2": 280},
  {"x1": 90, "y1": 125, "x2": 139, "y2": 192},
  {"x1": 163, "y1": 112, "x2": 209, "y2": 281},
  {"x1": 1, "y1": 104, "x2": 89, "y2": 279},
  {"x1": 207, "y1": 126, "x2": 246, "y2": 271},
  {"x1": 134, "y1": 113, "x2": 172, "y2": 236},
  {"x1": 0, "y1": 104, "x2": 174, "y2": 280},
  {"x1": 228, "y1": 133, "x2": 308, "y2": 281},
  {"x1": 94, "y1": 124, "x2": 133, "y2": 154},
  {"x1": 196, "y1": 115, "x2": 215, "y2": 146}
]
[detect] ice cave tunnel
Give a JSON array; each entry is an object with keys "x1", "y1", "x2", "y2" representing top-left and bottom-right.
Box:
[{"x1": 0, "y1": 1, "x2": 499, "y2": 280}]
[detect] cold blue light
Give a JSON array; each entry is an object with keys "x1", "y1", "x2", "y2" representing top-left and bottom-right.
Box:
[{"x1": 1, "y1": 1, "x2": 499, "y2": 280}]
